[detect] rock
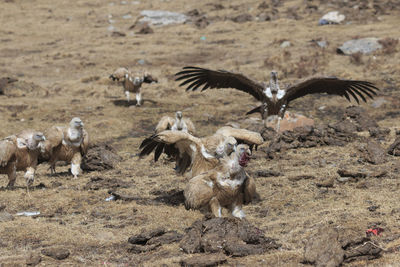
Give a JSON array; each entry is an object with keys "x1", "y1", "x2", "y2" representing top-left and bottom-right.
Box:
[
  {"x1": 257, "y1": 12, "x2": 271, "y2": 21},
  {"x1": 111, "y1": 31, "x2": 126, "y2": 37},
  {"x1": 41, "y1": 248, "x2": 70, "y2": 260},
  {"x1": 128, "y1": 243, "x2": 160, "y2": 254},
  {"x1": 316, "y1": 177, "x2": 335, "y2": 188},
  {"x1": 180, "y1": 253, "x2": 227, "y2": 267},
  {"x1": 0, "y1": 77, "x2": 18, "y2": 95},
  {"x1": 267, "y1": 112, "x2": 315, "y2": 133},
  {"x1": 337, "y1": 169, "x2": 367, "y2": 179},
  {"x1": 179, "y1": 217, "x2": 280, "y2": 256},
  {"x1": 139, "y1": 10, "x2": 188, "y2": 26},
  {"x1": 0, "y1": 211, "x2": 14, "y2": 222},
  {"x1": 359, "y1": 140, "x2": 386, "y2": 164},
  {"x1": 288, "y1": 175, "x2": 315, "y2": 182},
  {"x1": 371, "y1": 97, "x2": 388, "y2": 108},
  {"x1": 146, "y1": 231, "x2": 183, "y2": 246},
  {"x1": 387, "y1": 137, "x2": 400, "y2": 156},
  {"x1": 135, "y1": 22, "x2": 154, "y2": 34},
  {"x1": 231, "y1": 13, "x2": 253, "y2": 23},
  {"x1": 254, "y1": 169, "x2": 281, "y2": 177},
  {"x1": 343, "y1": 106, "x2": 378, "y2": 131},
  {"x1": 26, "y1": 253, "x2": 41, "y2": 266},
  {"x1": 280, "y1": 40, "x2": 291, "y2": 48},
  {"x1": 81, "y1": 143, "x2": 122, "y2": 172},
  {"x1": 304, "y1": 226, "x2": 344, "y2": 267},
  {"x1": 369, "y1": 127, "x2": 390, "y2": 141},
  {"x1": 128, "y1": 228, "x2": 166, "y2": 245},
  {"x1": 337, "y1": 38, "x2": 382, "y2": 55},
  {"x1": 318, "y1": 11, "x2": 345, "y2": 25}
]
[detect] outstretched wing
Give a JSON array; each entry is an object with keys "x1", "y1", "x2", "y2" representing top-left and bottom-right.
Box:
[
  {"x1": 155, "y1": 116, "x2": 175, "y2": 134},
  {"x1": 139, "y1": 130, "x2": 202, "y2": 174},
  {"x1": 283, "y1": 77, "x2": 379, "y2": 104},
  {"x1": 215, "y1": 126, "x2": 264, "y2": 151},
  {"x1": 175, "y1": 66, "x2": 265, "y2": 101},
  {"x1": 0, "y1": 139, "x2": 17, "y2": 167}
]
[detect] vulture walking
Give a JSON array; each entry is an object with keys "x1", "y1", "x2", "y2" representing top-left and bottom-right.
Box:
[
  {"x1": 40, "y1": 117, "x2": 89, "y2": 179},
  {"x1": 110, "y1": 67, "x2": 158, "y2": 106},
  {"x1": 184, "y1": 144, "x2": 255, "y2": 219},
  {"x1": 0, "y1": 130, "x2": 45, "y2": 187},
  {"x1": 176, "y1": 66, "x2": 379, "y2": 130},
  {"x1": 139, "y1": 126, "x2": 263, "y2": 178},
  {"x1": 155, "y1": 111, "x2": 196, "y2": 134}
]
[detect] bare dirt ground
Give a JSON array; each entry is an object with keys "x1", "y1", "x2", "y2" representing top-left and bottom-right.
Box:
[{"x1": 1, "y1": 0, "x2": 400, "y2": 266}]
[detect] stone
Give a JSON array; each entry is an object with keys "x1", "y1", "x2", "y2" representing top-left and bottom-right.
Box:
[
  {"x1": 337, "y1": 38, "x2": 382, "y2": 55},
  {"x1": 26, "y1": 253, "x2": 41, "y2": 266},
  {"x1": 266, "y1": 112, "x2": 314, "y2": 133},
  {"x1": 139, "y1": 10, "x2": 188, "y2": 26},
  {"x1": 41, "y1": 248, "x2": 70, "y2": 260},
  {"x1": 387, "y1": 137, "x2": 400, "y2": 156},
  {"x1": 359, "y1": 140, "x2": 386, "y2": 164},
  {"x1": 319, "y1": 11, "x2": 345, "y2": 25},
  {"x1": 304, "y1": 226, "x2": 344, "y2": 267},
  {"x1": 180, "y1": 253, "x2": 227, "y2": 267},
  {"x1": 280, "y1": 41, "x2": 291, "y2": 48}
]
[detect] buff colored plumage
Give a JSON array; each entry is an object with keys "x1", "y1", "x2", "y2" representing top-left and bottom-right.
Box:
[
  {"x1": 184, "y1": 144, "x2": 255, "y2": 219},
  {"x1": 40, "y1": 117, "x2": 89, "y2": 178},
  {"x1": 155, "y1": 111, "x2": 195, "y2": 134},
  {"x1": 0, "y1": 130, "x2": 45, "y2": 187}
]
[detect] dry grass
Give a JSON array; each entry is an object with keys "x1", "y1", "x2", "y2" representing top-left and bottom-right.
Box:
[{"x1": 0, "y1": 0, "x2": 400, "y2": 265}]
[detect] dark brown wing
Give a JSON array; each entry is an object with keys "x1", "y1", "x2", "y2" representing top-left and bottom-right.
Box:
[
  {"x1": 283, "y1": 77, "x2": 379, "y2": 104},
  {"x1": 175, "y1": 66, "x2": 265, "y2": 101}
]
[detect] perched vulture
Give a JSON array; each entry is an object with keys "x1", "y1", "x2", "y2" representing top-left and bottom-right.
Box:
[
  {"x1": 184, "y1": 144, "x2": 255, "y2": 218},
  {"x1": 110, "y1": 68, "x2": 158, "y2": 106},
  {"x1": 40, "y1": 117, "x2": 89, "y2": 178},
  {"x1": 155, "y1": 111, "x2": 196, "y2": 134},
  {"x1": 139, "y1": 126, "x2": 263, "y2": 177},
  {"x1": 0, "y1": 130, "x2": 45, "y2": 187},
  {"x1": 176, "y1": 66, "x2": 379, "y2": 130}
]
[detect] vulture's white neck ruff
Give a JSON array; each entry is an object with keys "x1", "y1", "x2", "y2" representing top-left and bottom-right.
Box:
[
  {"x1": 65, "y1": 127, "x2": 83, "y2": 147},
  {"x1": 264, "y1": 87, "x2": 286, "y2": 100}
]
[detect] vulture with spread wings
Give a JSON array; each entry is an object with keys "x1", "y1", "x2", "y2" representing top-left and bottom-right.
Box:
[
  {"x1": 155, "y1": 111, "x2": 196, "y2": 135},
  {"x1": 175, "y1": 66, "x2": 379, "y2": 129},
  {"x1": 139, "y1": 126, "x2": 263, "y2": 178}
]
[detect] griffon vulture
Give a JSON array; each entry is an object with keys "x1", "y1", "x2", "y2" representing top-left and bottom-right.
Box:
[
  {"x1": 155, "y1": 111, "x2": 196, "y2": 134},
  {"x1": 0, "y1": 130, "x2": 45, "y2": 187},
  {"x1": 184, "y1": 144, "x2": 255, "y2": 218},
  {"x1": 110, "y1": 68, "x2": 158, "y2": 106},
  {"x1": 139, "y1": 126, "x2": 263, "y2": 177},
  {"x1": 175, "y1": 66, "x2": 379, "y2": 130},
  {"x1": 40, "y1": 117, "x2": 89, "y2": 179}
]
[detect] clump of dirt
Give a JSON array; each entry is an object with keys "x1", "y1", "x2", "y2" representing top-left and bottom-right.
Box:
[
  {"x1": 128, "y1": 227, "x2": 183, "y2": 254},
  {"x1": 387, "y1": 137, "x2": 400, "y2": 156},
  {"x1": 179, "y1": 217, "x2": 280, "y2": 256},
  {"x1": 342, "y1": 106, "x2": 379, "y2": 131},
  {"x1": 358, "y1": 140, "x2": 386, "y2": 164},
  {"x1": 180, "y1": 253, "x2": 227, "y2": 267},
  {"x1": 369, "y1": 127, "x2": 391, "y2": 141},
  {"x1": 41, "y1": 247, "x2": 70, "y2": 260},
  {"x1": 264, "y1": 124, "x2": 356, "y2": 158},
  {"x1": 151, "y1": 189, "x2": 185, "y2": 206},
  {"x1": 82, "y1": 143, "x2": 122, "y2": 172},
  {"x1": 84, "y1": 177, "x2": 130, "y2": 190},
  {"x1": 303, "y1": 225, "x2": 382, "y2": 266}
]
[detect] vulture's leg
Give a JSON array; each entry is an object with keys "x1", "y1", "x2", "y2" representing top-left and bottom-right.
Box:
[
  {"x1": 135, "y1": 92, "x2": 142, "y2": 106},
  {"x1": 231, "y1": 194, "x2": 245, "y2": 219},
  {"x1": 50, "y1": 161, "x2": 56, "y2": 175},
  {"x1": 276, "y1": 117, "x2": 282, "y2": 133},
  {"x1": 71, "y1": 153, "x2": 82, "y2": 179},
  {"x1": 24, "y1": 167, "x2": 35, "y2": 186},
  {"x1": 6, "y1": 163, "x2": 17, "y2": 188},
  {"x1": 125, "y1": 91, "x2": 130, "y2": 102},
  {"x1": 209, "y1": 197, "x2": 222, "y2": 217}
]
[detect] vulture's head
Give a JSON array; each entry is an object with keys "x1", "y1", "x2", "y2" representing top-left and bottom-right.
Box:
[
  {"x1": 269, "y1": 70, "x2": 280, "y2": 93},
  {"x1": 70, "y1": 117, "x2": 84, "y2": 129},
  {"x1": 33, "y1": 132, "x2": 46, "y2": 142},
  {"x1": 175, "y1": 111, "x2": 183, "y2": 120},
  {"x1": 236, "y1": 144, "x2": 251, "y2": 167},
  {"x1": 143, "y1": 72, "x2": 158, "y2": 84}
]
